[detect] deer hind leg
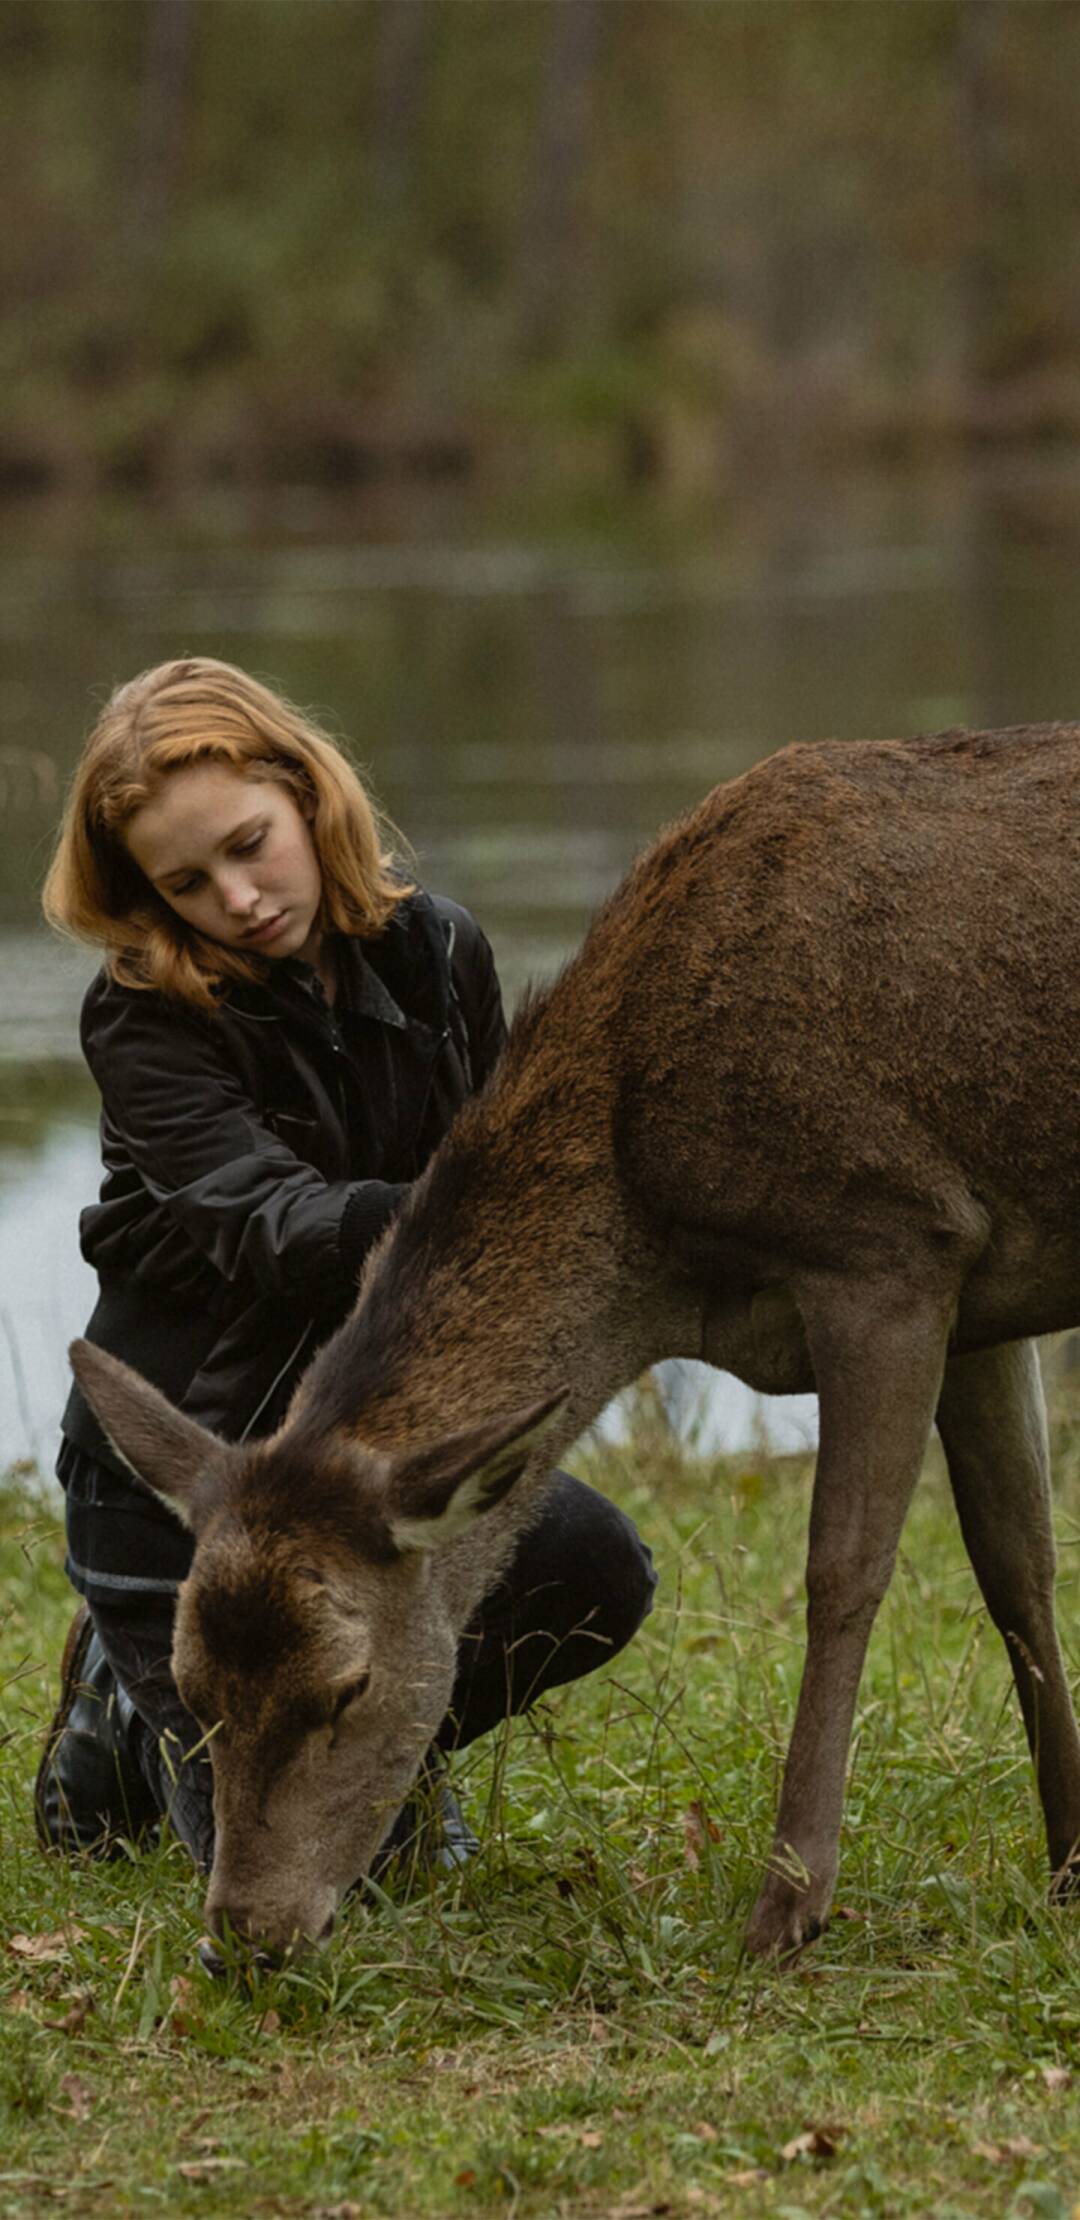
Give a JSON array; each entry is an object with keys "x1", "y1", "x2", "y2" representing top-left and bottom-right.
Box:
[
  {"x1": 744, "y1": 1276, "x2": 951, "y2": 1960},
  {"x1": 936, "y1": 1338, "x2": 1080, "y2": 1886}
]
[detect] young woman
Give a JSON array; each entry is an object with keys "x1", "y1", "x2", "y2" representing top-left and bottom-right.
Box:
[{"x1": 36, "y1": 657, "x2": 656, "y2": 1879}]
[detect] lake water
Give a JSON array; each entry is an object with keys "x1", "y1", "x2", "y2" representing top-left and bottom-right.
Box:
[{"x1": 5, "y1": 457, "x2": 1080, "y2": 1473}]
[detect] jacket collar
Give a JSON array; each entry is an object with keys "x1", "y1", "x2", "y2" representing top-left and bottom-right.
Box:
[{"x1": 224, "y1": 887, "x2": 451, "y2": 1035}]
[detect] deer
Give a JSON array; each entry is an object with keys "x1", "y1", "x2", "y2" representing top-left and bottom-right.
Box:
[{"x1": 72, "y1": 720, "x2": 1080, "y2": 1965}]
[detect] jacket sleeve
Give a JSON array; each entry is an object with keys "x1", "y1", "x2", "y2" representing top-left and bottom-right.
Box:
[
  {"x1": 446, "y1": 906, "x2": 508, "y2": 1090},
  {"x1": 80, "y1": 983, "x2": 405, "y2": 1312}
]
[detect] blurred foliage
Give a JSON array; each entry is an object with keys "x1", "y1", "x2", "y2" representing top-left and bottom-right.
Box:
[{"x1": 4, "y1": 0, "x2": 1080, "y2": 499}]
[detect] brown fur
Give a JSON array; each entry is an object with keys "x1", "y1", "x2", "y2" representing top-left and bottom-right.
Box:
[{"x1": 73, "y1": 724, "x2": 1080, "y2": 1960}]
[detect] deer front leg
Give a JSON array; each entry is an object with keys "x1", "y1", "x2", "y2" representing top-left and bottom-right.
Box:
[
  {"x1": 937, "y1": 1339, "x2": 1080, "y2": 1885},
  {"x1": 744, "y1": 1278, "x2": 950, "y2": 1959}
]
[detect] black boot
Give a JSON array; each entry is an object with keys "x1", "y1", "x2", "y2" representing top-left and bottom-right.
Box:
[
  {"x1": 35, "y1": 1604, "x2": 159, "y2": 1854},
  {"x1": 369, "y1": 1749, "x2": 479, "y2": 1884}
]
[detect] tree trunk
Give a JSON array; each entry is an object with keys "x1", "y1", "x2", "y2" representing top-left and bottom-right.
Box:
[
  {"x1": 954, "y1": 0, "x2": 1011, "y2": 409},
  {"x1": 369, "y1": 0, "x2": 432, "y2": 226},
  {"x1": 517, "y1": 0, "x2": 605, "y2": 357},
  {"x1": 130, "y1": 0, "x2": 197, "y2": 259}
]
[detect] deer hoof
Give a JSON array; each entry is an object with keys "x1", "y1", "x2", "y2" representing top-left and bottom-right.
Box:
[
  {"x1": 744, "y1": 1876, "x2": 830, "y2": 1961},
  {"x1": 1049, "y1": 1855, "x2": 1080, "y2": 1905}
]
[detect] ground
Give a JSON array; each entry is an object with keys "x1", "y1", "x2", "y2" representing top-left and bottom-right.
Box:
[{"x1": 4, "y1": 1380, "x2": 1080, "y2": 2219}]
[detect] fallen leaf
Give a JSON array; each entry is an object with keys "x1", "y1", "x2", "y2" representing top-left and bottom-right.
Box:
[
  {"x1": 579, "y1": 2128, "x2": 603, "y2": 2147},
  {"x1": 176, "y1": 2158, "x2": 248, "y2": 2180},
  {"x1": 973, "y1": 2137, "x2": 1043, "y2": 2164},
  {"x1": 781, "y1": 2124, "x2": 845, "y2": 2162},
  {"x1": 257, "y1": 2008, "x2": 281, "y2": 2036},
  {"x1": 1042, "y1": 2066, "x2": 1072, "y2": 2092},
  {"x1": 455, "y1": 2170, "x2": 477, "y2": 2189},
  {"x1": 167, "y1": 1974, "x2": 201, "y2": 2039},
  {"x1": 56, "y1": 2074, "x2": 94, "y2": 2122},
  {"x1": 3, "y1": 1990, "x2": 34, "y2": 2014},
  {"x1": 8, "y1": 1929, "x2": 87, "y2": 1965},
  {"x1": 726, "y1": 2170, "x2": 769, "y2": 2186},
  {"x1": 46, "y1": 1991, "x2": 94, "y2": 2037},
  {"x1": 693, "y1": 2121, "x2": 718, "y2": 2143},
  {"x1": 682, "y1": 1800, "x2": 721, "y2": 1871}
]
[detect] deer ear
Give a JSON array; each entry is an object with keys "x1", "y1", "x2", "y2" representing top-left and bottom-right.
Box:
[
  {"x1": 69, "y1": 1340, "x2": 229, "y2": 1534},
  {"x1": 384, "y1": 1387, "x2": 569, "y2": 1554}
]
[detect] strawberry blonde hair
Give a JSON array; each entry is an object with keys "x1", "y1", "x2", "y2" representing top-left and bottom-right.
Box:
[{"x1": 42, "y1": 657, "x2": 411, "y2": 1010}]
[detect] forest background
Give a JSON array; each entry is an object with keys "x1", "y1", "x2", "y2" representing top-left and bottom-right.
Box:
[{"x1": 5, "y1": 0, "x2": 1079, "y2": 507}]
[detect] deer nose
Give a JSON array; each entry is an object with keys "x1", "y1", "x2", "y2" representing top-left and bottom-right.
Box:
[
  {"x1": 198, "y1": 1921, "x2": 287, "y2": 1977},
  {"x1": 202, "y1": 1902, "x2": 336, "y2": 1971}
]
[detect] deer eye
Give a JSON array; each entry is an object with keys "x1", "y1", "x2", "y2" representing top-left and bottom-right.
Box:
[{"x1": 330, "y1": 1670, "x2": 371, "y2": 1725}]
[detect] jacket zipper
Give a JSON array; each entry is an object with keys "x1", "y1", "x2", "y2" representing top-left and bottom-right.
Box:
[
  {"x1": 239, "y1": 1320, "x2": 315, "y2": 1442},
  {"x1": 410, "y1": 1025, "x2": 450, "y2": 1174}
]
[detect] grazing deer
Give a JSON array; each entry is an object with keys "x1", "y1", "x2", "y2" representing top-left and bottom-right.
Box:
[{"x1": 73, "y1": 722, "x2": 1080, "y2": 1963}]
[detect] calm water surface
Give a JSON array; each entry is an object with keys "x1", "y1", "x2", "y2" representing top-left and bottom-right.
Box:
[{"x1": 5, "y1": 461, "x2": 1080, "y2": 1470}]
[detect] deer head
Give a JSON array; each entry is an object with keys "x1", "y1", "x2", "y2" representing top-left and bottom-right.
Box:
[{"x1": 70, "y1": 1340, "x2": 566, "y2": 1958}]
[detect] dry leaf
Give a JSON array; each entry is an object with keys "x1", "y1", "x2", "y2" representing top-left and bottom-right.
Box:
[
  {"x1": 781, "y1": 2124, "x2": 844, "y2": 2162},
  {"x1": 580, "y1": 2129, "x2": 604, "y2": 2148},
  {"x1": 4, "y1": 1990, "x2": 34, "y2": 2014},
  {"x1": 167, "y1": 1974, "x2": 200, "y2": 2039},
  {"x1": 726, "y1": 2170, "x2": 769, "y2": 2186},
  {"x1": 56, "y1": 2074, "x2": 94, "y2": 2122},
  {"x1": 8, "y1": 1929, "x2": 87, "y2": 1965},
  {"x1": 455, "y1": 2170, "x2": 477, "y2": 2189},
  {"x1": 693, "y1": 2121, "x2": 718, "y2": 2143},
  {"x1": 1042, "y1": 2066, "x2": 1072, "y2": 2092},
  {"x1": 176, "y1": 2158, "x2": 248, "y2": 2180},
  {"x1": 258, "y1": 2008, "x2": 281, "y2": 2036},
  {"x1": 178, "y1": 2111, "x2": 212, "y2": 2142},
  {"x1": 682, "y1": 1800, "x2": 721, "y2": 1871},
  {"x1": 973, "y1": 2136, "x2": 1042, "y2": 2165},
  {"x1": 46, "y1": 1991, "x2": 94, "y2": 2037}
]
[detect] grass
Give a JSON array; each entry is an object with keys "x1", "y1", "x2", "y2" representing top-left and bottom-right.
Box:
[{"x1": 5, "y1": 1382, "x2": 1080, "y2": 2218}]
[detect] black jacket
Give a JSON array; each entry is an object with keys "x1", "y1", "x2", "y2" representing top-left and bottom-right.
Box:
[{"x1": 62, "y1": 889, "x2": 505, "y2": 1484}]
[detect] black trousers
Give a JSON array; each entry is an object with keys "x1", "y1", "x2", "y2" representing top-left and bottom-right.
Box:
[{"x1": 82, "y1": 1469, "x2": 657, "y2": 1871}]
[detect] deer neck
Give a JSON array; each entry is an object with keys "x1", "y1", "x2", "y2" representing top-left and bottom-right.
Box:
[{"x1": 298, "y1": 1074, "x2": 630, "y2": 1459}]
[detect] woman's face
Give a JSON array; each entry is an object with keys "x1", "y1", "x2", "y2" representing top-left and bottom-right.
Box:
[{"x1": 125, "y1": 762, "x2": 325, "y2": 965}]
